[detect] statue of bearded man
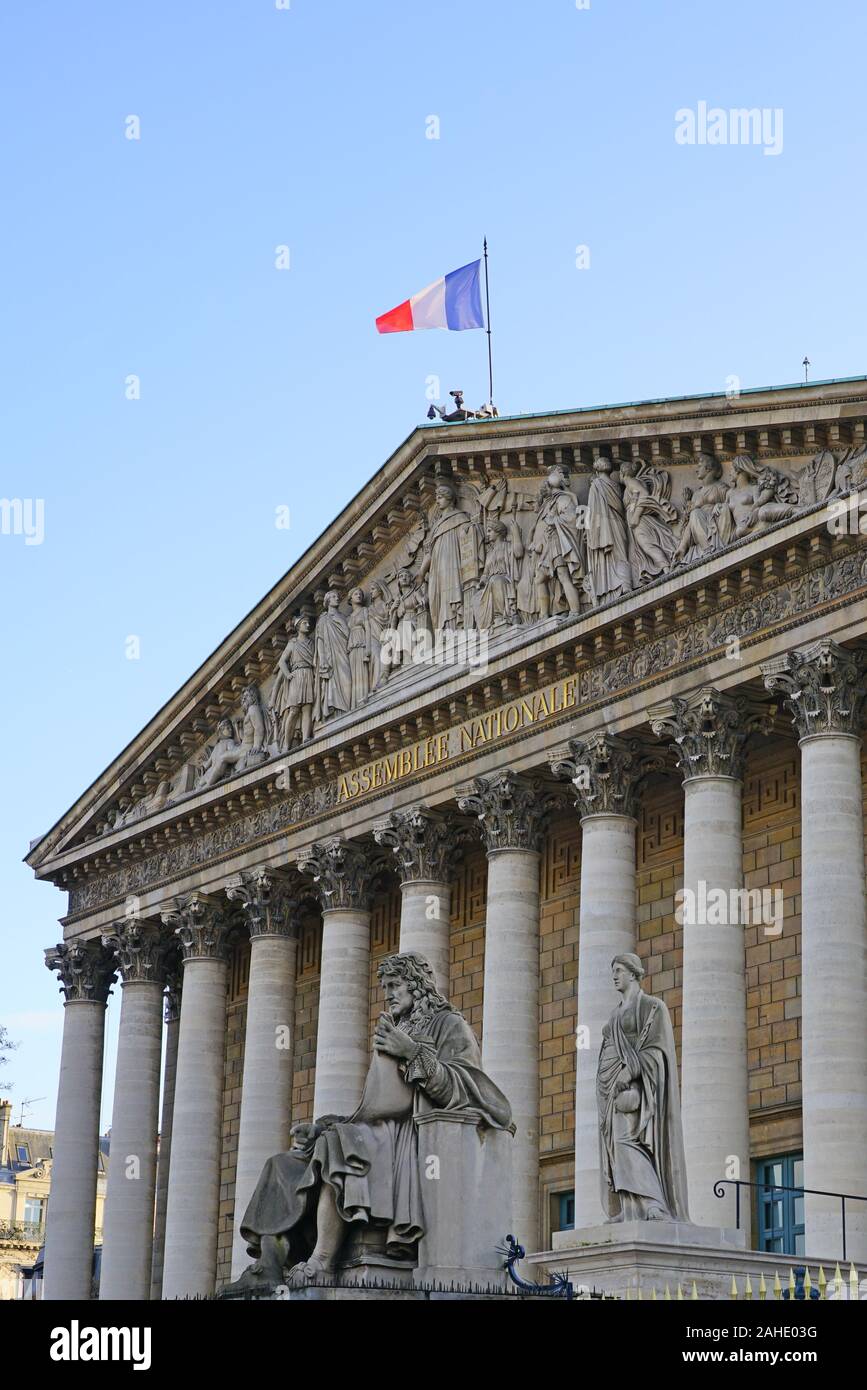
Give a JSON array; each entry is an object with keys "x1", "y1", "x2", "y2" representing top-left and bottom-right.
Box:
[{"x1": 223, "y1": 952, "x2": 512, "y2": 1292}]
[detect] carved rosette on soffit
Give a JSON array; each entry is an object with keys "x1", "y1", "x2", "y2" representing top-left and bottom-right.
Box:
[
  {"x1": 456, "y1": 770, "x2": 562, "y2": 852},
  {"x1": 44, "y1": 939, "x2": 117, "y2": 1004},
  {"x1": 224, "y1": 867, "x2": 301, "y2": 938},
  {"x1": 548, "y1": 731, "x2": 664, "y2": 820},
  {"x1": 647, "y1": 686, "x2": 775, "y2": 782},
  {"x1": 761, "y1": 638, "x2": 867, "y2": 739},
  {"x1": 160, "y1": 891, "x2": 233, "y2": 962},
  {"x1": 373, "y1": 805, "x2": 472, "y2": 883},
  {"x1": 296, "y1": 836, "x2": 386, "y2": 912},
  {"x1": 99, "y1": 919, "x2": 171, "y2": 984}
]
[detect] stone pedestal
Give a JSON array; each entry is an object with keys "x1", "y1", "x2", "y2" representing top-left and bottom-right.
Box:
[
  {"x1": 413, "y1": 1112, "x2": 512, "y2": 1289},
  {"x1": 532, "y1": 1221, "x2": 752, "y2": 1300}
]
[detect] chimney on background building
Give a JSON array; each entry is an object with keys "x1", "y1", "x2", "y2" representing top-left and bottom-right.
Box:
[{"x1": 0, "y1": 1100, "x2": 11, "y2": 1166}]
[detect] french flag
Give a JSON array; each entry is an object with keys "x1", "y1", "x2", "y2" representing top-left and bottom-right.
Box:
[{"x1": 376, "y1": 259, "x2": 485, "y2": 334}]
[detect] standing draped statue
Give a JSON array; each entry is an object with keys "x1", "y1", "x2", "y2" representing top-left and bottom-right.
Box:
[
  {"x1": 313, "y1": 590, "x2": 352, "y2": 725},
  {"x1": 223, "y1": 952, "x2": 513, "y2": 1292},
  {"x1": 477, "y1": 501, "x2": 524, "y2": 630},
  {"x1": 597, "y1": 954, "x2": 689, "y2": 1223},
  {"x1": 347, "y1": 587, "x2": 372, "y2": 708},
  {"x1": 414, "y1": 480, "x2": 482, "y2": 632},
  {"x1": 271, "y1": 615, "x2": 316, "y2": 749},
  {"x1": 586, "y1": 459, "x2": 633, "y2": 605},
  {"x1": 518, "y1": 464, "x2": 585, "y2": 619}
]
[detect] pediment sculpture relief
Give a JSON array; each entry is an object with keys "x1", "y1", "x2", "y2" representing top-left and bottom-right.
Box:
[{"x1": 94, "y1": 442, "x2": 867, "y2": 839}]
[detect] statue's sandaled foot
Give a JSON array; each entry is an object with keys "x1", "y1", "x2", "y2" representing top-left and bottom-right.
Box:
[{"x1": 286, "y1": 1256, "x2": 334, "y2": 1287}]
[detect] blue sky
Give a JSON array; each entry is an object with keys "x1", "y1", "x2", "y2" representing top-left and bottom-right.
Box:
[{"x1": 1, "y1": 0, "x2": 865, "y2": 1131}]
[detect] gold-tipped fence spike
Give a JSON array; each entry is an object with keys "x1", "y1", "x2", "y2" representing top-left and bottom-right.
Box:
[
  {"x1": 637, "y1": 1284, "x2": 643, "y2": 1301},
  {"x1": 758, "y1": 1272, "x2": 767, "y2": 1301},
  {"x1": 664, "y1": 1283, "x2": 672, "y2": 1301},
  {"x1": 730, "y1": 1274, "x2": 738, "y2": 1300},
  {"x1": 677, "y1": 1283, "x2": 684, "y2": 1300},
  {"x1": 832, "y1": 1263, "x2": 843, "y2": 1301},
  {"x1": 788, "y1": 1267, "x2": 796, "y2": 1294},
  {"x1": 773, "y1": 1271, "x2": 782, "y2": 1300},
  {"x1": 745, "y1": 1274, "x2": 753, "y2": 1300},
  {"x1": 803, "y1": 1267, "x2": 812, "y2": 1295},
  {"x1": 850, "y1": 1263, "x2": 859, "y2": 1299},
  {"x1": 651, "y1": 1286, "x2": 657, "y2": 1301},
  {"x1": 691, "y1": 1280, "x2": 699, "y2": 1300}
]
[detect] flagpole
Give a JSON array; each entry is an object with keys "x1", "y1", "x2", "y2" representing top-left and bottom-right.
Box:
[{"x1": 483, "y1": 237, "x2": 494, "y2": 409}]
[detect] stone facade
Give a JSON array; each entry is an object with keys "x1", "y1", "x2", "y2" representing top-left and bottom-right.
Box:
[{"x1": 28, "y1": 378, "x2": 867, "y2": 1297}]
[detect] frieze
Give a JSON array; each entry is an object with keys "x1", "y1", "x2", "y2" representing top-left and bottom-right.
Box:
[{"x1": 65, "y1": 543, "x2": 867, "y2": 920}]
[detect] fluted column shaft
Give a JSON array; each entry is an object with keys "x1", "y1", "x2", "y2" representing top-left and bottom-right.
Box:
[
  {"x1": 681, "y1": 776, "x2": 749, "y2": 1227},
  {"x1": 482, "y1": 846, "x2": 541, "y2": 1250},
  {"x1": 43, "y1": 942, "x2": 115, "y2": 1301},
  {"x1": 459, "y1": 773, "x2": 555, "y2": 1258},
  {"x1": 575, "y1": 813, "x2": 637, "y2": 1225},
  {"x1": 150, "y1": 978, "x2": 180, "y2": 1299},
  {"x1": 764, "y1": 640, "x2": 867, "y2": 1261},
  {"x1": 100, "y1": 985, "x2": 164, "y2": 1298},
  {"x1": 650, "y1": 688, "x2": 758, "y2": 1231},
  {"x1": 161, "y1": 896, "x2": 231, "y2": 1299},
  {"x1": 550, "y1": 733, "x2": 657, "y2": 1230},
  {"x1": 229, "y1": 872, "x2": 299, "y2": 1277},
  {"x1": 374, "y1": 807, "x2": 464, "y2": 994},
  {"x1": 299, "y1": 839, "x2": 377, "y2": 1120},
  {"x1": 798, "y1": 734, "x2": 867, "y2": 1259},
  {"x1": 314, "y1": 909, "x2": 370, "y2": 1116}
]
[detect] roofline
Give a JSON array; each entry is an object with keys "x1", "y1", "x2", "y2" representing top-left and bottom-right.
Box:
[{"x1": 419, "y1": 374, "x2": 867, "y2": 428}]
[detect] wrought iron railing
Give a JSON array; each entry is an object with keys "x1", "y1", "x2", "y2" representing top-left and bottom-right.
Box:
[{"x1": 714, "y1": 1178, "x2": 867, "y2": 1263}]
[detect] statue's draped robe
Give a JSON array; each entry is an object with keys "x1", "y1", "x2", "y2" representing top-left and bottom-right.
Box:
[
  {"x1": 239, "y1": 1006, "x2": 512, "y2": 1264},
  {"x1": 423, "y1": 508, "x2": 481, "y2": 631},
  {"x1": 597, "y1": 990, "x2": 689, "y2": 1222},
  {"x1": 586, "y1": 472, "x2": 633, "y2": 603},
  {"x1": 519, "y1": 487, "x2": 584, "y2": 617},
  {"x1": 623, "y1": 483, "x2": 677, "y2": 583},
  {"x1": 677, "y1": 482, "x2": 727, "y2": 561},
  {"x1": 347, "y1": 606, "x2": 370, "y2": 708},
  {"x1": 477, "y1": 533, "x2": 521, "y2": 628},
  {"x1": 313, "y1": 610, "x2": 351, "y2": 722}
]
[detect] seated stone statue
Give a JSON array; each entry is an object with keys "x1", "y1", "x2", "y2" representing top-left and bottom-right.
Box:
[{"x1": 224, "y1": 952, "x2": 512, "y2": 1292}]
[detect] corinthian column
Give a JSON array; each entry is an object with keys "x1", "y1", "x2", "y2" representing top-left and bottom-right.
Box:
[
  {"x1": 764, "y1": 639, "x2": 867, "y2": 1261},
  {"x1": 43, "y1": 940, "x2": 116, "y2": 1300},
  {"x1": 298, "y1": 838, "x2": 378, "y2": 1118},
  {"x1": 650, "y1": 689, "x2": 766, "y2": 1229},
  {"x1": 98, "y1": 921, "x2": 167, "y2": 1300},
  {"x1": 551, "y1": 734, "x2": 657, "y2": 1228},
  {"x1": 150, "y1": 965, "x2": 181, "y2": 1300},
  {"x1": 227, "y1": 869, "x2": 300, "y2": 1278},
  {"x1": 374, "y1": 806, "x2": 466, "y2": 993},
  {"x1": 458, "y1": 772, "x2": 556, "y2": 1258},
  {"x1": 160, "y1": 894, "x2": 232, "y2": 1300}
]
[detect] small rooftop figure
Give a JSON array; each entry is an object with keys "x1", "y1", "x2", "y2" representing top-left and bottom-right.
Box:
[{"x1": 427, "y1": 389, "x2": 498, "y2": 423}]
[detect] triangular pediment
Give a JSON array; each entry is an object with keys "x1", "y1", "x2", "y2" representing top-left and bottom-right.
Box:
[{"x1": 28, "y1": 379, "x2": 867, "y2": 892}]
